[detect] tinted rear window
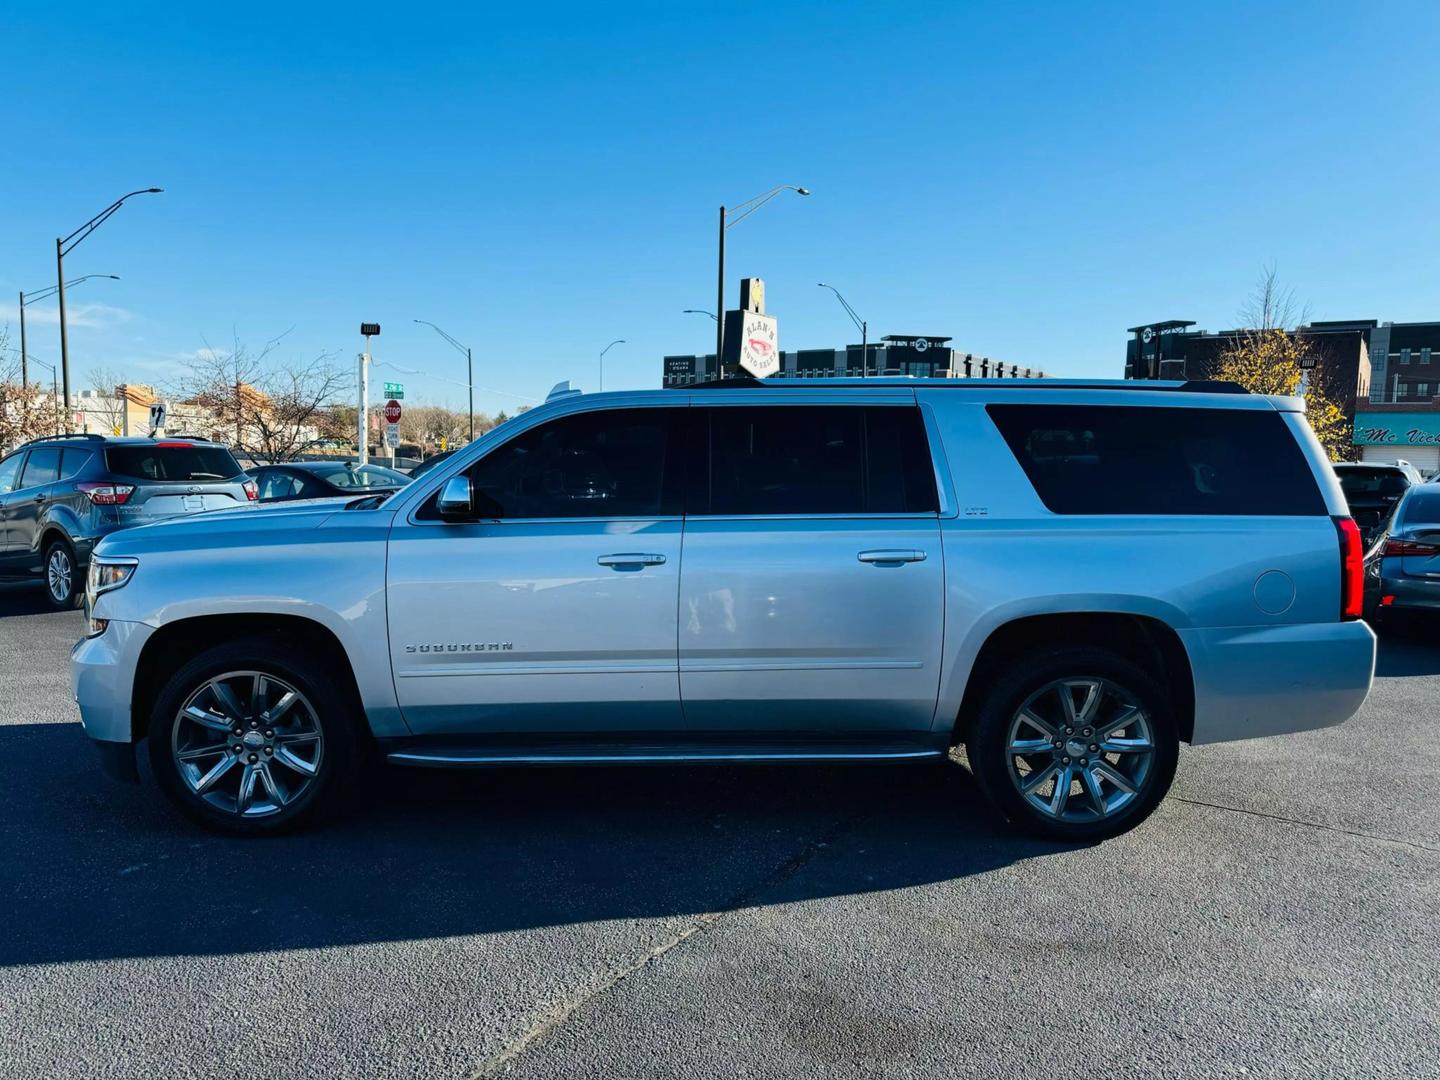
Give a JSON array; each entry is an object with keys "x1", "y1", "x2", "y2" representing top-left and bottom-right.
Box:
[
  {"x1": 1401, "y1": 489, "x2": 1440, "y2": 525},
  {"x1": 105, "y1": 444, "x2": 243, "y2": 482},
  {"x1": 987, "y1": 404, "x2": 1326, "y2": 516},
  {"x1": 1335, "y1": 467, "x2": 1410, "y2": 500}
]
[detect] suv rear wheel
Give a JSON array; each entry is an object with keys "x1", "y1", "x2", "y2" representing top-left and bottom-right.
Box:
[
  {"x1": 43, "y1": 539, "x2": 81, "y2": 610},
  {"x1": 967, "y1": 646, "x2": 1179, "y2": 842},
  {"x1": 148, "y1": 638, "x2": 356, "y2": 835}
]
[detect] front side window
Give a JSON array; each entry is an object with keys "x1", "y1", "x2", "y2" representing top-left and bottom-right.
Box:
[
  {"x1": 697, "y1": 405, "x2": 937, "y2": 516},
  {"x1": 19, "y1": 447, "x2": 60, "y2": 488},
  {"x1": 988, "y1": 404, "x2": 1327, "y2": 516},
  {"x1": 0, "y1": 453, "x2": 24, "y2": 494},
  {"x1": 433, "y1": 408, "x2": 681, "y2": 519}
]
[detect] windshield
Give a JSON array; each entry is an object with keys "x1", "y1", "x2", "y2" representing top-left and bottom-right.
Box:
[
  {"x1": 310, "y1": 463, "x2": 409, "y2": 489},
  {"x1": 105, "y1": 444, "x2": 244, "y2": 482},
  {"x1": 1336, "y1": 467, "x2": 1409, "y2": 501}
]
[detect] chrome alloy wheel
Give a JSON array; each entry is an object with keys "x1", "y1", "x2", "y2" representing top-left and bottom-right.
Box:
[
  {"x1": 172, "y1": 671, "x2": 324, "y2": 817},
  {"x1": 47, "y1": 547, "x2": 72, "y2": 604},
  {"x1": 1005, "y1": 678, "x2": 1155, "y2": 823}
]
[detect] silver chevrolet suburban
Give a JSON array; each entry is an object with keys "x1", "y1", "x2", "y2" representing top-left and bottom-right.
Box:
[{"x1": 72, "y1": 379, "x2": 1376, "y2": 840}]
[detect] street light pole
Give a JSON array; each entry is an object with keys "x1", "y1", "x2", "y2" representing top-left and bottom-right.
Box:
[
  {"x1": 599, "y1": 339, "x2": 625, "y2": 393},
  {"x1": 55, "y1": 188, "x2": 162, "y2": 410},
  {"x1": 716, "y1": 205, "x2": 726, "y2": 367},
  {"x1": 414, "y1": 320, "x2": 476, "y2": 442},
  {"x1": 716, "y1": 185, "x2": 809, "y2": 373},
  {"x1": 817, "y1": 283, "x2": 869, "y2": 377}
]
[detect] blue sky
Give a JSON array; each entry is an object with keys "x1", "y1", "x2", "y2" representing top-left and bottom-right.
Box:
[{"x1": 3, "y1": 1, "x2": 1437, "y2": 415}]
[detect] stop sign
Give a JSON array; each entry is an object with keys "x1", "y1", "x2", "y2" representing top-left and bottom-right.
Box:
[{"x1": 383, "y1": 399, "x2": 402, "y2": 424}]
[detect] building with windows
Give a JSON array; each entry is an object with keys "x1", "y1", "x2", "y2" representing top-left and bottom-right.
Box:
[
  {"x1": 1124, "y1": 319, "x2": 1373, "y2": 417},
  {"x1": 663, "y1": 336, "x2": 1044, "y2": 387},
  {"x1": 1353, "y1": 321, "x2": 1440, "y2": 472}
]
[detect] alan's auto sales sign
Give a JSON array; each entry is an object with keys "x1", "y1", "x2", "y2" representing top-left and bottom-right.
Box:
[{"x1": 738, "y1": 312, "x2": 780, "y2": 378}]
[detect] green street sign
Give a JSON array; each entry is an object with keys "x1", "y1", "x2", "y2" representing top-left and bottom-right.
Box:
[{"x1": 383, "y1": 382, "x2": 405, "y2": 399}]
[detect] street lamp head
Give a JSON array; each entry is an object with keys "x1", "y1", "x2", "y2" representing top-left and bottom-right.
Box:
[
  {"x1": 795, "y1": 187, "x2": 811, "y2": 196},
  {"x1": 146, "y1": 188, "x2": 163, "y2": 193},
  {"x1": 817, "y1": 282, "x2": 829, "y2": 288}
]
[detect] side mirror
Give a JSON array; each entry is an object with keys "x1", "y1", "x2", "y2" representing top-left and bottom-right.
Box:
[{"x1": 436, "y1": 475, "x2": 473, "y2": 519}]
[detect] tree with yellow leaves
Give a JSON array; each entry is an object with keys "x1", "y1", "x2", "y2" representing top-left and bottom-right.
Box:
[{"x1": 1213, "y1": 270, "x2": 1352, "y2": 461}]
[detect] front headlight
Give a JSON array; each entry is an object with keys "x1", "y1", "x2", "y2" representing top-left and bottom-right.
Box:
[
  {"x1": 87, "y1": 556, "x2": 139, "y2": 599},
  {"x1": 85, "y1": 556, "x2": 138, "y2": 637}
]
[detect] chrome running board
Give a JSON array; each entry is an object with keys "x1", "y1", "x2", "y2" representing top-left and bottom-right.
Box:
[{"x1": 385, "y1": 741, "x2": 945, "y2": 769}]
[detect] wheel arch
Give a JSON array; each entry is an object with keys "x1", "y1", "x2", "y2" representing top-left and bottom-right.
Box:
[
  {"x1": 130, "y1": 613, "x2": 367, "y2": 744},
  {"x1": 951, "y1": 611, "x2": 1195, "y2": 745}
]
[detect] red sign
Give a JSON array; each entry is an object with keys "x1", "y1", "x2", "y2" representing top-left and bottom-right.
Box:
[{"x1": 383, "y1": 399, "x2": 402, "y2": 424}]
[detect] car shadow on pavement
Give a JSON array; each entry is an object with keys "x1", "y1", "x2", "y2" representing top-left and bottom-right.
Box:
[
  {"x1": 0, "y1": 722, "x2": 1064, "y2": 968},
  {"x1": 0, "y1": 581, "x2": 55, "y2": 618},
  {"x1": 1373, "y1": 618, "x2": 1440, "y2": 676}
]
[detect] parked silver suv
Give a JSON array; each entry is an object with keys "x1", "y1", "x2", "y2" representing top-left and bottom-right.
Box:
[{"x1": 72, "y1": 379, "x2": 1376, "y2": 840}]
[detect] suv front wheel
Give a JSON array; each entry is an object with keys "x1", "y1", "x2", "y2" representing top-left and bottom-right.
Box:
[
  {"x1": 148, "y1": 638, "x2": 357, "y2": 835},
  {"x1": 967, "y1": 646, "x2": 1179, "y2": 842}
]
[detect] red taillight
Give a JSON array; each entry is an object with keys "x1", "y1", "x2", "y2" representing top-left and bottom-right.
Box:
[
  {"x1": 154, "y1": 441, "x2": 194, "y2": 448},
  {"x1": 1382, "y1": 538, "x2": 1440, "y2": 557},
  {"x1": 1336, "y1": 516, "x2": 1364, "y2": 620},
  {"x1": 242, "y1": 479, "x2": 258, "y2": 501},
  {"x1": 77, "y1": 482, "x2": 135, "y2": 506}
]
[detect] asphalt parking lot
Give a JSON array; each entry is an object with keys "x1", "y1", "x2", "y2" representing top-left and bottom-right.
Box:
[{"x1": 1, "y1": 582, "x2": 1436, "y2": 1079}]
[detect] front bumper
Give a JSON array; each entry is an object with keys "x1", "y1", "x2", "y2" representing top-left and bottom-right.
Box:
[
  {"x1": 1180, "y1": 620, "x2": 1376, "y2": 744},
  {"x1": 71, "y1": 619, "x2": 154, "y2": 747}
]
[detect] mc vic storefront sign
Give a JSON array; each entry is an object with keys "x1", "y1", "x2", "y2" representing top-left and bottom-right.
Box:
[{"x1": 1353, "y1": 412, "x2": 1440, "y2": 446}]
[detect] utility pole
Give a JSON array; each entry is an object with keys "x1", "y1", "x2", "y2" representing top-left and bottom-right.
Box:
[
  {"x1": 55, "y1": 240, "x2": 69, "y2": 408},
  {"x1": 17, "y1": 292, "x2": 27, "y2": 388},
  {"x1": 358, "y1": 352, "x2": 370, "y2": 465},
  {"x1": 466, "y1": 346, "x2": 474, "y2": 442}
]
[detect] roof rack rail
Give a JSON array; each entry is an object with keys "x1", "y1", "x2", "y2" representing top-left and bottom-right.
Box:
[
  {"x1": 1177, "y1": 380, "x2": 1248, "y2": 394},
  {"x1": 680, "y1": 376, "x2": 767, "y2": 390},
  {"x1": 16, "y1": 432, "x2": 107, "y2": 450}
]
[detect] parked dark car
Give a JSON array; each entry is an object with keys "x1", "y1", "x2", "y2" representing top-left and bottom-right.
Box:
[
  {"x1": 1364, "y1": 485, "x2": 1440, "y2": 622},
  {"x1": 1333, "y1": 463, "x2": 1412, "y2": 546},
  {"x1": 248, "y1": 461, "x2": 411, "y2": 503},
  {"x1": 0, "y1": 434, "x2": 255, "y2": 609}
]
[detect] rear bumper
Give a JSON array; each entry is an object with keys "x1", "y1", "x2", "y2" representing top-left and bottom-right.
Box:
[
  {"x1": 1180, "y1": 620, "x2": 1375, "y2": 744},
  {"x1": 1375, "y1": 574, "x2": 1440, "y2": 612},
  {"x1": 71, "y1": 619, "x2": 153, "y2": 746}
]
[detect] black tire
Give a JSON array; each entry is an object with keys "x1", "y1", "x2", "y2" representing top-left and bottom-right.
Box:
[
  {"x1": 42, "y1": 538, "x2": 82, "y2": 610},
  {"x1": 967, "y1": 646, "x2": 1179, "y2": 842},
  {"x1": 147, "y1": 636, "x2": 357, "y2": 835}
]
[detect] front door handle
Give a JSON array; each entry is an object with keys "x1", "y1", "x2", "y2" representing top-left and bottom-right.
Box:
[
  {"x1": 597, "y1": 553, "x2": 667, "y2": 567},
  {"x1": 857, "y1": 549, "x2": 927, "y2": 564}
]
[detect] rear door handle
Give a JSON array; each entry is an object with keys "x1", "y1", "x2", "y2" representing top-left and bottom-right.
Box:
[
  {"x1": 597, "y1": 553, "x2": 667, "y2": 567},
  {"x1": 857, "y1": 549, "x2": 927, "y2": 564}
]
